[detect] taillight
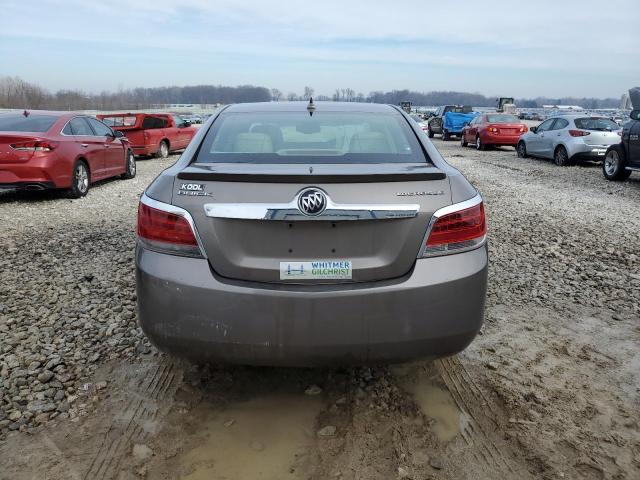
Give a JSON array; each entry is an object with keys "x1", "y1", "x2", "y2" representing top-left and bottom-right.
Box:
[
  {"x1": 487, "y1": 126, "x2": 499, "y2": 133},
  {"x1": 10, "y1": 141, "x2": 57, "y2": 152},
  {"x1": 519, "y1": 125, "x2": 528, "y2": 133},
  {"x1": 421, "y1": 195, "x2": 486, "y2": 257},
  {"x1": 569, "y1": 130, "x2": 590, "y2": 137},
  {"x1": 137, "y1": 195, "x2": 203, "y2": 257}
]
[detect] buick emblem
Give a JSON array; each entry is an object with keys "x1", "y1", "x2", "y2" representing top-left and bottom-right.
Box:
[{"x1": 297, "y1": 188, "x2": 327, "y2": 216}]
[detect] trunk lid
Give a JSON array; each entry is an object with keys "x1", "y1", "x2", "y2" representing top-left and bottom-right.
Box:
[
  {"x1": 0, "y1": 133, "x2": 43, "y2": 163},
  {"x1": 490, "y1": 123, "x2": 525, "y2": 136},
  {"x1": 582, "y1": 130, "x2": 621, "y2": 146},
  {"x1": 173, "y1": 164, "x2": 450, "y2": 284}
]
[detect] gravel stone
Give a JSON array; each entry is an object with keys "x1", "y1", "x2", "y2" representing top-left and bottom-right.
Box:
[
  {"x1": 0, "y1": 156, "x2": 175, "y2": 434},
  {"x1": 317, "y1": 425, "x2": 337, "y2": 437}
]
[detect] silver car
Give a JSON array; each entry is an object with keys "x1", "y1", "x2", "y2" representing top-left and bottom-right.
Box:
[
  {"x1": 136, "y1": 102, "x2": 488, "y2": 366},
  {"x1": 516, "y1": 115, "x2": 622, "y2": 166}
]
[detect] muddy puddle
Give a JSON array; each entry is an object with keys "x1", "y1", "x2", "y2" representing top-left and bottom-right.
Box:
[
  {"x1": 392, "y1": 363, "x2": 464, "y2": 442},
  {"x1": 177, "y1": 394, "x2": 323, "y2": 480}
]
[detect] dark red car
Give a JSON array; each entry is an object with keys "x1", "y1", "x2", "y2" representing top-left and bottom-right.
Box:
[
  {"x1": 460, "y1": 113, "x2": 528, "y2": 150},
  {"x1": 0, "y1": 111, "x2": 136, "y2": 197}
]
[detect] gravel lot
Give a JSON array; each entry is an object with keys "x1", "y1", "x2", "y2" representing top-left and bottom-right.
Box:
[{"x1": 0, "y1": 141, "x2": 639, "y2": 480}]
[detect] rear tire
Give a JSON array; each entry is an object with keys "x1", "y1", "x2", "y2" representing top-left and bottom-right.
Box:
[
  {"x1": 603, "y1": 146, "x2": 631, "y2": 181},
  {"x1": 517, "y1": 141, "x2": 528, "y2": 158},
  {"x1": 427, "y1": 127, "x2": 434, "y2": 138},
  {"x1": 68, "y1": 160, "x2": 90, "y2": 198},
  {"x1": 156, "y1": 140, "x2": 169, "y2": 159},
  {"x1": 442, "y1": 129, "x2": 450, "y2": 141},
  {"x1": 121, "y1": 150, "x2": 136, "y2": 179},
  {"x1": 554, "y1": 146, "x2": 569, "y2": 166},
  {"x1": 460, "y1": 134, "x2": 468, "y2": 147},
  {"x1": 475, "y1": 135, "x2": 486, "y2": 151}
]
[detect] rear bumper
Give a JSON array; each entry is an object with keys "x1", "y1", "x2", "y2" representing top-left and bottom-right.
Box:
[
  {"x1": 0, "y1": 164, "x2": 64, "y2": 188},
  {"x1": 0, "y1": 180, "x2": 56, "y2": 191},
  {"x1": 136, "y1": 245, "x2": 488, "y2": 366},
  {"x1": 481, "y1": 133, "x2": 521, "y2": 146},
  {"x1": 567, "y1": 142, "x2": 610, "y2": 159}
]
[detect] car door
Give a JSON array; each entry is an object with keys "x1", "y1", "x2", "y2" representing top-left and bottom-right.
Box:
[
  {"x1": 172, "y1": 115, "x2": 189, "y2": 148},
  {"x1": 469, "y1": 115, "x2": 482, "y2": 141},
  {"x1": 628, "y1": 119, "x2": 640, "y2": 166},
  {"x1": 528, "y1": 118, "x2": 556, "y2": 156},
  {"x1": 87, "y1": 117, "x2": 124, "y2": 177},
  {"x1": 545, "y1": 118, "x2": 568, "y2": 158},
  {"x1": 64, "y1": 116, "x2": 105, "y2": 179}
]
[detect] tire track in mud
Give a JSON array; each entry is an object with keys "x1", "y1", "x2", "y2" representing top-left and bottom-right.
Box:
[
  {"x1": 82, "y1": 359, "x2": 183, "y2": 480},
  {"x1": 434, "y1": 356, "x2": 530, "y2": 478}
]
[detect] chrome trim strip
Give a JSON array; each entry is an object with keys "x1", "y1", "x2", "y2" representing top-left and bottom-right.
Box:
[
  {"x1": 203, "y1": 194, "x2": 420, "y2": 221},
  {"x1": 139, "y1": 193, "x2": 207, "y2": 258},
  {"x1": 417, "y1": 193, "x2": 485, "y2": 258}
]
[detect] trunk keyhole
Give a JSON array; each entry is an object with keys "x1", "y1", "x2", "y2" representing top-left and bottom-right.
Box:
[
  {"x1": 331, "y1": 248, "x2": 336, "y2": 253},
  {"x1": 288, "y1": 249, "x2": 293, "y2": 253}
]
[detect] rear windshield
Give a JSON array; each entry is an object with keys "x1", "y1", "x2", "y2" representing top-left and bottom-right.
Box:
[
  {"x1": 195, "y1": 112, "x2": 428, "y2": 164},
  {"x1": 0, "y1": 114, "x2": 58, "y2": 132},
  {"x1": 574, "y1": 117, "x2": 620, "y2": 131},
  {"x1": 486, "y1": 114, "x2": 520, "y2": 123},
  {"x1": 101, "y1": 116, "x2": 137, "y2": 127}
]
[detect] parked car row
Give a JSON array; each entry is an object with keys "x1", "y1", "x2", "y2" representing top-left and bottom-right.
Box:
[
  {"x1": 409, "y1": 91, "x2": 640, "y2": 183},
  {"x1": 0, "y1": 110, "x2": 200, "y2": 197}
]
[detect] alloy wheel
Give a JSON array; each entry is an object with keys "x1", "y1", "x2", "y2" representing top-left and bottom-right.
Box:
[
  {"x1": 76, "y1": 164, "x2": 89, "y2": 193},
  {"x1": 160, "y1": 142, "x2": 169, "y2": 158},
  {"x1": 128, "y1": 153, "x2": 136, "y2": 175},
  {"x1": 555, "y1": 147, "x2": 568, "y2": 166},
  {"x1": 604, "y1": 150, "x2": 619, "y2": 176}
]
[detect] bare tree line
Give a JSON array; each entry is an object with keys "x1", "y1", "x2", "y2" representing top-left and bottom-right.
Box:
[
  {"x1": 0, "y1": 76, "x2": 271, "y2": 110},
  {"x1": 0, "y1": 76, "x2": 621, "y2": 111}
]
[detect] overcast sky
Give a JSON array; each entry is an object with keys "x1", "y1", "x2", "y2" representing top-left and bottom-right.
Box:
[{"x1": 1, "y1": 0, "x2": 638, "y2": 98}]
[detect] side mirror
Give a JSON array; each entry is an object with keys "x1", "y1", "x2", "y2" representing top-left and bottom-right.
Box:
[
  {"x1": 113, "y1": 130, "x2": 125, "y2": 138},
  {"x1": 463, "y1": 121, "x2": 470, "y2": 127},
  {"x1": 181, "y1": 121, "x2": 191, "y2": 128},
  {"x1": 630, "y1": 110, "x2": 640, "y2": 121},
  {"x1": 530, "y1": 126, "x2": 538, "y2": 133}
]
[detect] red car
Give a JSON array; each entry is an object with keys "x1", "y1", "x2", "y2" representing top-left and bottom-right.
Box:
[
  {"x1": 460, "y1": 113, "x2": 528, "y2": 150},
  {"x1": 0, "y1": 111, "x2": 136, "y2": 197},
  {"x1": 96, "y1": 113, "x2": 197, "y2": 158}
]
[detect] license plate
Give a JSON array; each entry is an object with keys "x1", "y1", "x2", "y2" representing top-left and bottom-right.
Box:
[{"x1": 279, "y1": 260, "x2": 352, "y2": 280}]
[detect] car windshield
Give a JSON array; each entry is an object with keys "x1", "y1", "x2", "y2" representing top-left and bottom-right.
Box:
[
  {"x1": 195, "y1": 111, "x2": 428, "y2": 164},
  {"x1": 486, "y1": 114, "x2": 520, "y2": 123},
  {"x1": 574, "y1": 117, "x2": 620, "y2": 131},
  {"x1": 0, "y1": 114, "x2": 58, "y2": 132}
]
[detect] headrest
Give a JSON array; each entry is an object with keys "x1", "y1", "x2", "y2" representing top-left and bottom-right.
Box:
[
  {"x1": 349, "y1": 131, "x2": 391, "y2": 153},
  {"x1": 233, "y1": 133, "x2": 274, "y2": 153}
]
